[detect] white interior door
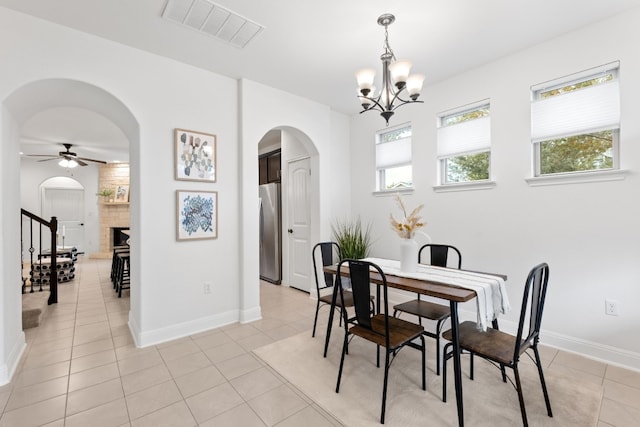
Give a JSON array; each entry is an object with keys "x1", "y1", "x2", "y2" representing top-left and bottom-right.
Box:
[
  {"x1": 287, "y1": 157, "x2": 311, "y2": 292},
  {"x1": 42, "y1": 188, "x2": 85, "y2": 251}
]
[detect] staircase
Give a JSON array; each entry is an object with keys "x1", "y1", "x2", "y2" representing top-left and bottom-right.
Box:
[
  {"x1": 22, "y1": 291, "x2": 49, "y2": 329},
  {"x1": 20, "y1": 208, "x2": 62, "y2": 328}
]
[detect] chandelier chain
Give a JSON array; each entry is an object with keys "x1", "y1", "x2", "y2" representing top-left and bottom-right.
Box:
[{"x1": 383, "y1": 26, "x2": 395, "y2": 59}]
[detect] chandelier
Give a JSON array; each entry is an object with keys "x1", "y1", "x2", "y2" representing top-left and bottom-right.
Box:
[{"x1": 356, "y1": 14, "x2": 425, "y2": 126}]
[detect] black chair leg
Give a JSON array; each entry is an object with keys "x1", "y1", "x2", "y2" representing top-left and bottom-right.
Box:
[
  {"x1": 435, "y1": 317, "x2": 448, "y2": 376},
  {"x1": 312, "y1": 300, "x2": 320, "y2": 337},
  {"x1": 533, "y1": 346, "x2": 553, "y2": 417},
  {"x1": 336, "y1": 332, "x2": 349, "y2": 393},
  {"x1": 420, "y1": 336, "x2": 426, "y2": 390},
  {"x1": 514, "y1": 367, "x2": 529, "y2": 427},
  {"x1": 470, "y1": 353, "x2": 474, "y2": 380},
  {"x1": 380, "y1": 350, "x2": 391, "y2": 424},
  {"x1": 442, "y1": 342, "x2": 452, "y2": 402}
]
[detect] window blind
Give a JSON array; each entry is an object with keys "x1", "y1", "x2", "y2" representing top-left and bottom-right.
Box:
[
  {"x1": 376, "y1": 136, "x2": 411, "y2": 169},
  {"x1": 531, "y1": 80, "x2": 620, "y2": 143},
  {"x1": 437, "y1": 116, "x2": 490, "y2": 158}
]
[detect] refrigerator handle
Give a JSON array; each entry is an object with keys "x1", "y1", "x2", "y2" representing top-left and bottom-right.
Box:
[{"x1": 259, "y1": 198, "x2": 264, "y2": 248}]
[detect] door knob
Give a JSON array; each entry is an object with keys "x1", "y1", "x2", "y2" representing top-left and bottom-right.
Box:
[{"x1": 288, "y1": 229, "x2": 293, "y2": 234}]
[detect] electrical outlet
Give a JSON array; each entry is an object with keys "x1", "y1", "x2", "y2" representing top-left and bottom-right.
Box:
[
  {"x1": 203, "y1": 282, "x2": 212, "y2": 294},
  {"x1": 605, "y1": 299, "x2": 619, "y2": 316}
]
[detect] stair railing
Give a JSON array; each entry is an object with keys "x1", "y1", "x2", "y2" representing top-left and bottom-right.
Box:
[{"x1": 20, "y1": 209, "x2": 58, "y2": 305}]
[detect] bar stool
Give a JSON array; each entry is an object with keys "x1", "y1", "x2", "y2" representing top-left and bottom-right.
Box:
[
  {"x1": 114, "y1": 251, "x2": 130, "y2": 297},
  {"x1": 111, "y1": 245, "x2": 129, "y2": 288}
]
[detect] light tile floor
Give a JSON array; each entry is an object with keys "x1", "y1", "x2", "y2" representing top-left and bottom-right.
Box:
[{"x1": 3, "y1": 257, "x2": 639, "y2": 426}]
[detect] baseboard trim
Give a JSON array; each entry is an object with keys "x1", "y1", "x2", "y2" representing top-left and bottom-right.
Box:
[
  {"x1": 386, "y1": 288, "x2": 640, "y2": 372},
  {"x1": 130, "y1": 310, "x2": 239, "y2": 348},
  {"x1": 0, "y1": 332, "x2": 26, "y2": 385},
  {"x1": 239, "y1": 306, "x2": 261, "y2": 324},
  {"x1": 541, "y1": 330, "x2": 640, "y2": 372}
]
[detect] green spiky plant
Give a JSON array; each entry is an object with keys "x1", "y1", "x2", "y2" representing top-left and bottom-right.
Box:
[
  {"x1": 331, "y1": 216, "x2": 372, "y2": 260},
  {"x1": 96, "y1": 188, "x2": 114, "y2": 199}
]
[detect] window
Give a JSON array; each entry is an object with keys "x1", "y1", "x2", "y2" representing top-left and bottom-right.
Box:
[
  {"x1": 531, "y1": 62, "x2": 620, "y2": 176},
  {"x1": 437, "y1": 102, "x2": 491, "y2": 184},
  {"x1": 376, "y1": 124, "x2": 413, "y2": 191}
]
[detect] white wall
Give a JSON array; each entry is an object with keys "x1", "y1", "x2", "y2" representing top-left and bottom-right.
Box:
[
  {"x1": 0, "y1": 6, "x2": 354, "y2": 383},
  {"x1": 349, "y1": 9, "x2": 640, "y2": 370},
  {"x1": 0, "y1": 6, "x2": 241, "y2": 376},
  {"x1": 1, "y1": 106, "x2": 26, "y2": 384}
]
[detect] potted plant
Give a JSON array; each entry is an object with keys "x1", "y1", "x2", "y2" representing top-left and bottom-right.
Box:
[
  {"x1": 331, "y1": 216, "x2": 372, "y2": 260},
  {"x1": 96, "y1": 188, "x2": 115, "y2": 202}
]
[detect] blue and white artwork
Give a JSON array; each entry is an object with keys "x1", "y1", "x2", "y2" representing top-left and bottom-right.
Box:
[{"x1": 177, "y1": 190, "x2": 218, "y2": 240}]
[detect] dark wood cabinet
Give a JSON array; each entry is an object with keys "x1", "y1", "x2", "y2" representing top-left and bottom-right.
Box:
[
  {"x1": 259, "y1": 150, "x2": 281, "y2": 184},
  {"x1": 267, "y1": 153, "x2": 281, "y2": 182},
  {"x1": 259, "y1": 157, "x2": 269, "y2": 184}
]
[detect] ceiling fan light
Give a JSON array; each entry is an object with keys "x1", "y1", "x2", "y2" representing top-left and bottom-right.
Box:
[{"x1": 59, "y1": 158, "x2": 78, "y2": 168}]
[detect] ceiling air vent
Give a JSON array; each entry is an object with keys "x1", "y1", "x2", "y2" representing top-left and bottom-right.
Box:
[{"x1": 162, "y1": 0, "x2": 264, "y2": 49}]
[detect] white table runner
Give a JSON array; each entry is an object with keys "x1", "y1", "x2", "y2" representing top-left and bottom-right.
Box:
[{"x1": 363, "y1": 257, "x2": 511, "y2": 331}]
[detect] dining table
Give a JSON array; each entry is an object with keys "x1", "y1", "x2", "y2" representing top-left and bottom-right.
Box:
[{"x1": 323, "y1": 257, "x2": 508, "y2": 427}]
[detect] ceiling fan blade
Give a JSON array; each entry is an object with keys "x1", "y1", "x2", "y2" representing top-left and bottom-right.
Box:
[
  {"x1": 25, "y1": 142, "x2": 108, "y2": 166},
  {"x1": 77, "y1": 157, "x2": 107, "y2": 164}
]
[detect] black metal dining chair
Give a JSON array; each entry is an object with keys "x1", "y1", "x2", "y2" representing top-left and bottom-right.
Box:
[
  {"x1": 311, "y1": 242, "x2": 348, "y2": 338},
  {"x1": 312, "y1": 242, "x2": 375, "y2": 340},
  {"x1": 335, "y1": 259, "x2": 426, "y2": 424},
  {"x1": 393, "y1": 243, "x2": 461, "y2": 375},
  {"x1": 441, "y1": 262, "x2": 553, "y2": 427}
]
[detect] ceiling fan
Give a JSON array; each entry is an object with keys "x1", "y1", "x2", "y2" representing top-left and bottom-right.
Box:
[{"x1": 26, "y1": 143, "x2": 106, "y2": 167}]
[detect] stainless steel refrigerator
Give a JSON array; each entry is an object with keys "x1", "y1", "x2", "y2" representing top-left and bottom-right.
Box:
[{"x1": 259, "y1": 183, "x2": 281, "y2": 284}]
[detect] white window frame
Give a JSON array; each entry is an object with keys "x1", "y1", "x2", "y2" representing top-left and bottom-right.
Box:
[
  {"x1": 529, "y1": 62, "x2": 621, "y2": 182},
  {"x1": 435, "y1": 101, "x2": 493, "y2": 190},
  {"x1": 375, "y1": 123, "x2": 413, "y2": 192}
]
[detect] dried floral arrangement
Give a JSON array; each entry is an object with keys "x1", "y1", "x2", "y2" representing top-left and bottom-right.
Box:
[{"x1": 389, "y1": 194, "x2": 425, "y2": 239}]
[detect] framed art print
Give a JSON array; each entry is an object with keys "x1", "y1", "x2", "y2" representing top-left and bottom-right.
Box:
[
  {"x1": 114, "y1": 185, "x2": 129, "y2": 202},
  {"x1": 176, "y1": 190, "x2": 218, "y2": 240},
  {"x1": 175, "y1": 128, "x2": 217, "y2": 182}
]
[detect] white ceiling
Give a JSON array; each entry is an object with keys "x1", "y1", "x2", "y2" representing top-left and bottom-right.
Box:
[{"x1": 4, "y1": 0, "x2": 639, "y2": 162}]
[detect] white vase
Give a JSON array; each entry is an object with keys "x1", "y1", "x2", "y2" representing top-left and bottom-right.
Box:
[{"x1": 400, "y1": 238, "x2": 418, "y2": 273}]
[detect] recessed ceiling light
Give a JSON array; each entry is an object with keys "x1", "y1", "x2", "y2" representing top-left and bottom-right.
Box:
[{"x1": 162, "y1": 0, "x2": 264, "y2": 49}]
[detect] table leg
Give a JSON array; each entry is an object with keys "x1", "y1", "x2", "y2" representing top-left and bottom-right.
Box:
[
  {"x1": 323, "y1": 275, "x2": 340, "y2": 358},
  {"x1": 449, "y1": 301, "x2": 464, "y2": 427}
]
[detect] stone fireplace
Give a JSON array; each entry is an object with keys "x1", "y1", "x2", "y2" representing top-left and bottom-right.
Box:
[
  {"x1": 112, "y1": 226, "x2": 130, "y2": 247},
  {"x1": 93, "y1": 164, "x2": 130, "y2": 258}
]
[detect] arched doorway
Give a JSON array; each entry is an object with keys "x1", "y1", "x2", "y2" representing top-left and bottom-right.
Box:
[
  {"x1": 257, "y1": 126, "x2": 319, "y2": 293},
  {"x1": 2, "y1": 78, "x2": 140, "y2": 384}
]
